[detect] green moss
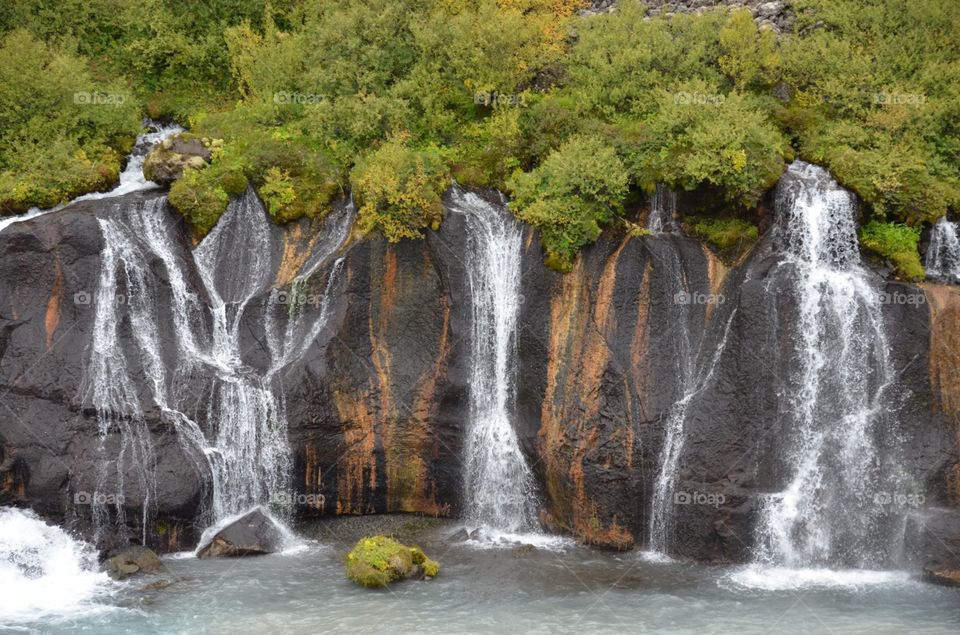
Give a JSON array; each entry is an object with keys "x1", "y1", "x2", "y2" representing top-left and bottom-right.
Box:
[
  {"x1": 168, "y1": 168, "x2": 229, "y2": 236},
  {"x1": 345, "y1": 535, "x2": 440, "y2": 588},
  {"x1": 859, "y1": 220, "x2": 925, "y2": 281},
  {"x1": 686, "y1": 216, "x2": 759, "y2": 251}
]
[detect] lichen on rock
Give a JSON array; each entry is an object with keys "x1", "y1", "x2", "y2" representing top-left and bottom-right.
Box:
[{"x1": 345, "y1": 535, "x2": 440, "y2": 587}]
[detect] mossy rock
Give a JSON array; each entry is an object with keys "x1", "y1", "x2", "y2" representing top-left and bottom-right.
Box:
[{"x1": 345, "y1": 535, "x2": 440, "y2": 588}]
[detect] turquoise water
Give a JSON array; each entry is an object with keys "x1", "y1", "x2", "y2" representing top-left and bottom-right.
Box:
[{"x1": 7, "y1": 531, "x2": 958, "y2": 635}]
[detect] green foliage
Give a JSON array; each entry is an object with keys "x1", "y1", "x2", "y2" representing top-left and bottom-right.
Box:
[
  {"x1": 350, "y1": 136, "x2": 449, "y2": 242},
  {"x1": 685, "y1": 216, "x2": 759, "y2": 251},
  {"x1": 508, "y1": 136, "x2": 629, "y2": 271},
  {"x1": 859, "y1": 220, "x2": 924, "y2": 281},
  {"x1": 345, "y1": 535, "x2": 439, "y2": 588},
  {"x1": 168, "y1": 167, "x2": 229, "y2": 235},
  {"x1": 2, "y1": 0, "x2": 958, "y2": 263},
  {"x1": 0, "y1": 28, "x2": 140, "y2": 213}
]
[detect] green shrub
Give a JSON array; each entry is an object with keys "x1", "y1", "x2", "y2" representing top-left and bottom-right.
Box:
[
  {"x1": 168, "y1": 168, "x2": 229, "y2": 236},
  {"x1": 859, "y1": 220, "x2": 924, "y2": 281},
  {"x1": 350, "y1": 136, "x2": 449, "y2": 242},
  {"x1": 686, "y1": 216, "x2": 759, "y2": 251},
  {"x1": 508, "y1": 135, "x2": 629, "y2": 271}
]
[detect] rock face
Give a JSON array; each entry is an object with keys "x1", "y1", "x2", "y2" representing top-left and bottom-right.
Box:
[
  {"x1": 1, "y1": 180, "x2": 958, "y2": 566},
  {"x1": 196, "y1": 508, "x2": 285, "y2": 559}
]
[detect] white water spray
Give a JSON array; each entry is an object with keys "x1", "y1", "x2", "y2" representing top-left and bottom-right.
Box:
[
  {"x1": 451, "y1": 187, "x2": 539, "y2": 534},
  {"x1": 754, "y1": 161, "x2": 904, "y2": 569},
  {"x1": 925, "y1": 217, "x2": 960, "y2": 283},
  {"x1": 0, "y1": 508, "x2": 115, "y2": 625}
]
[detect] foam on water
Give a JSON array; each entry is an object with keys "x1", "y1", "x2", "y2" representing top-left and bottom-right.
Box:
[
  {"x1": 723, "y1": 565, "x2": 913, "y2": 592},
  {"x1": 0, "y1": 508, "x2": 118, "y2": 625}
]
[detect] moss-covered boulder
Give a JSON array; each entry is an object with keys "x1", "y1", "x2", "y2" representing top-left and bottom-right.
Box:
[
  {"x1": 345, "y1": 535, "x2": 440, "y2": 588},
  {"x1": 143, "y1": 133, "x2": 219, "y2": 185}
]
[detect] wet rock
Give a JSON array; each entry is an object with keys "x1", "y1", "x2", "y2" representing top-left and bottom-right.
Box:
[
  {"x1": 922, "y1": 564, "x2": 960, "y2": 587},
  {"x1": 103, "y1": 546, "x2": 165, "y2": 580},
  {"x1": 142, "y1": 134, "x2": 216, "y2": 184},
  {"x1": 449, "y1": 528, "x2": 470, "y2": 542},
  {"x1": 196, "y1": 508, "x2": 285, "y2": 559}
]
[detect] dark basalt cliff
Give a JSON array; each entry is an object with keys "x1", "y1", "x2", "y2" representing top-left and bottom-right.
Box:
[{"x1": 1, "y1": 188, "x2": 958, "y2": 567}]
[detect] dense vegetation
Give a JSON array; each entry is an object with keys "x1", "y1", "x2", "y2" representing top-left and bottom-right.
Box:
[{"x1": 1, "y1": 0, "x2": 957, "y2": 272}]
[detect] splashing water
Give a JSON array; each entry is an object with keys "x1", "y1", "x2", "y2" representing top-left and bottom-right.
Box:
[
  {"x1": 0, "y1": 508, "x2": 116, "y2": 626},
  {"x1": 451, "y1": 187, "x2": 539, "y2": 534},
  {"x1": 753, "y1": 161, "x2": 905, "y2": 570},
  {"x1": 925, "y1": 217, "x2": 960, "y2": 283}
]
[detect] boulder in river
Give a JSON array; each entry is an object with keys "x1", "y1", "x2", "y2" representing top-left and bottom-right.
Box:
[
  {"x1": 346, "y1": 535, "x2": 440, "y2": 587},
  {"x1": 103, "y1": 545, "x2": 166, "y2": 580},
  {"x1": 196, "y1": 508, "x2": 285, "y2": 559}
]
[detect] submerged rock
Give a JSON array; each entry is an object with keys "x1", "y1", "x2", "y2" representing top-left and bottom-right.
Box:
[
  {"x1": 346, "y1": 535, "x2": 440, "y2": 587},
  {"x1": 196, "y1": 508, "x2": 285, "y2": 559},
  {"x1": 512, "y1": 544, "x2": 538, "y2": 558},
  {"x1": 103, "y1": 546, "x2": 166, "y2": 580}
]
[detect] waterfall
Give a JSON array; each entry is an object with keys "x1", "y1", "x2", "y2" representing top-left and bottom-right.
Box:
[
  {"x1": 451, "y1": 187, "x2": 539, "y2": 534},
  {"x1": 647, "y1": 184, "x2": 678, "y2": 233},
  {"x1": 0, "y1": 507, "x2": 113, "y2": 625},
  {"x1": 925, "y1": 218, "x2": 960, "y2": 283},
  {"x1": 84, "y1": 189, "x2": 350, "y2": 538},
  {"x1": 647, "y1": 304, "x2": 736, "y2": 555},
  {"x1": 754, "y1": 161, "x2": 904, "y2": 569}
]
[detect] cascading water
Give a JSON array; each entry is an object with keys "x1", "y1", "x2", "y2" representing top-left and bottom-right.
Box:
[
  {"x1": 84, "y1": 189, "x2": 351, "y2": 539},
  {"x1": 753, "y1": 161, "x2": 904, "y2": 571},
  {"x1": 647, "y1": 306, "x2": 736, "y2": 556},
  {"x1": 925, "y1": 217, "x2": 960, "y2": 283},
  {"x1": 0, "y1": 507, "x2": 115, "y2": 625},
  {"x1": 647, "y1": 184, "x2": 678, "y2": 233},
  {"x1": 451, "y1": 187, "x2": 539, "y2": 534}
]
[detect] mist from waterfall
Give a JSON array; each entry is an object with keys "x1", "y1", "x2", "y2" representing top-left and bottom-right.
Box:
[
  {"x1": 451, "y1": 186, "x2": 539, "y2": 534},
  {"x1": 752, "y1": 161, "x2": 905, "y2": 570},
  {"x1": 925, "y1": 217, "x2": 960, "y2": 283},
  {"x1": 84, "y1": 190, "x2": 352, "y2": 535}
]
